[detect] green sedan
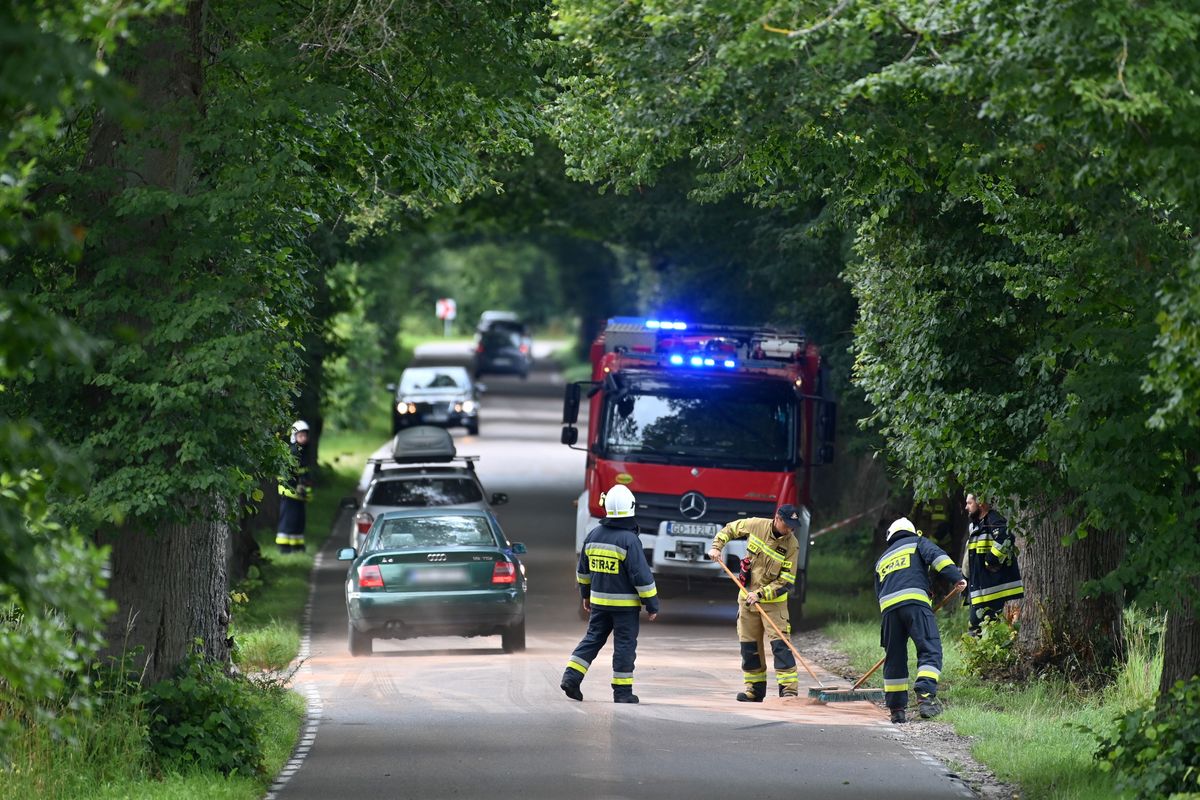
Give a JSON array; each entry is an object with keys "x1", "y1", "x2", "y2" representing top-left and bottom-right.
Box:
[{"x1": 337, "y1": 508, "x2": 527, "y2": 656}]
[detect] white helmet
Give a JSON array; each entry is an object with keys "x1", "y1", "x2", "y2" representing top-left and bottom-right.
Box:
[
  {"x1": 886, "y1": 517, "x2": 917, "y2": 542},
  {"x1": 602, "y1": 484, "x2": 636, "y2": 518},
  {"x1": 290, "y1": 420, "x2": 310, "y2": 443}
]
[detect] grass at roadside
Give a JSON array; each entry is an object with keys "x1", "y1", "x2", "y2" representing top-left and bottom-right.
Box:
[{"x1": 810, "y1": 541, "x2": 1160, "y2": 800}]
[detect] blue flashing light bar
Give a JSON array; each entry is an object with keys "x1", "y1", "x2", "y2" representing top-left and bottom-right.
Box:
[
  {"x1": 703, "y1": 358, "x2": 715, "y2": 366},
  {"x1": 669, "y1": 354, "x2": 684, "y2": 365},
  {"x1": 724, "y1": 359, "x2": 736, "y2": 368},
  {"x1": 665, "y1": 354, "x2": 740, "y2": 369},
  {"x1": 646, "y1": 319, "x2": 688, "y2": 331},
  {"x1": 689, "y1": 356, "x2": 703, "y2": 366}
]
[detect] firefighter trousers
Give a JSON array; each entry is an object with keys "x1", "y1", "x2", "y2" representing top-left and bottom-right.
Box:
[
  {"x1": 562, "y1": 608, "x2": 641, "y2": 699},
  {"x1": 881, "y1": 604, "x2": 943, "y2": 710},
  {"x1": 736, "y1": 601, "x2": 797, "y2": 695}
]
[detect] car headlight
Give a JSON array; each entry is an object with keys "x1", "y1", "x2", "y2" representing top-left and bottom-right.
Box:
[
  {"x1": 461, "y1": 400, "x2": 477, "y2": 413},
  {"x1": 397, "y1": 402, "x2": 416, "y2": 414}
]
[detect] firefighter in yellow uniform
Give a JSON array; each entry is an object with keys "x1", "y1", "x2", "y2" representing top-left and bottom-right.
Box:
[
  {"x1": 707, "y1": 505, "x2": 802, "y2": 702},
  {"x1": 275, "y1": 420, "x2": 311, "y2": 554}
]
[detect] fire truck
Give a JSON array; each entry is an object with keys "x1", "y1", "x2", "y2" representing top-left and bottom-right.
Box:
[{"x1": 560, "y1": 317, "x2": 836, "y2": 617}]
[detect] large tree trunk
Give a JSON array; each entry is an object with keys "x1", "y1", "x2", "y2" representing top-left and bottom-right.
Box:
[
  {"x1": 100, "y1": 498, "x2": 232, "y2": 685},
  {"x1": 1013, "y1": 491, "x2": 1125, "y2": 678},
  {"x1": 1160, "y1": 575, "x2": 1200, "y2": 695},
  {"x1": 83, "y1": 2, "x2": 217, "y2": 683}
]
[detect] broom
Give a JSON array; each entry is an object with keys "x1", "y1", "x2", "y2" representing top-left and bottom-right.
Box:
[
  {"x1": 712, "y1": 558, "x2": 826, "y2": 691},
  {"x1": 812, "y1": 584, "x2": 965, "y2": 703}
]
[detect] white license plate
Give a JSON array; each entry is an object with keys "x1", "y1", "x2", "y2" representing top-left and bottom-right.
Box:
[
  {"x1": 669, "y1": 522, "x2": 719, "y2": 537},
  {"x1": 408, "y1": 568, "x2": 468, "y2": 584},
  {"x1": 425, "y1": 413, "x2": 448, "y2": 423}
]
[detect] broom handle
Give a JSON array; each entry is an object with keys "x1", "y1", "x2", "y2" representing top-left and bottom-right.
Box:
[
  {"x1": 851, "y1": 584, "x2": 965, "y2": 691},
  {"x1": 713, "y1": 557, "x2": 824, "y2": 687}
]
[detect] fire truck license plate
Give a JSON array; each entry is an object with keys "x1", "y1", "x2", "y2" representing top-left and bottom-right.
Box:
[{"x1": 670, "y1": 522, "x2": 719, "y2": 537}]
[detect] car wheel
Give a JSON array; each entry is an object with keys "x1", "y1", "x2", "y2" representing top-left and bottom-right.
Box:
[
  {"x1": 501, "y1": 618, "x2": 526, "y2": 653},
  {"x1": 348, "y1": 621, "x2": 373, "y2": 656},
  {"x1": 467, "y1": 420, "x2": 479, "y2": 436}
]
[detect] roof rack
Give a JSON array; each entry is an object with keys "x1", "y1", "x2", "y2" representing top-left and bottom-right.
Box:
[{"x1": 365, "y1": 454, "x2": 479, "y2": 479}]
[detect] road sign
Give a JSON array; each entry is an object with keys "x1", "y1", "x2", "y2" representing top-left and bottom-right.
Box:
[{"x1": 436, "y1": 298, "x2": 457, "y2": 320}]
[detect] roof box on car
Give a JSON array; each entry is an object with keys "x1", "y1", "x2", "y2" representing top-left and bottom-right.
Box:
[{"x1": 391, "y1": 426, "x2": 456, "y2": 463}]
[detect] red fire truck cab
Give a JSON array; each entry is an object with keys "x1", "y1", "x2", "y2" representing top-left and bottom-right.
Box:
[{"x1": 561, "y1": 317, "x2": 836, "y2": 616}]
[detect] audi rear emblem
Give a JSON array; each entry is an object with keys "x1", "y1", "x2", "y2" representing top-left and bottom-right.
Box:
[
  {"x1": 427, "y1": 553, "x2": 447, "y2": 561},
  {"x1": 679, "y1": 491, "x2": 707, "y2": 520}
]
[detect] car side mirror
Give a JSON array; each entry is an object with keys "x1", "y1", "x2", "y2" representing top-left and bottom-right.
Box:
[
  {"x1": 561, "y1": 426, "x2": 579, "y2": 446},
  {"x1": 476, "y1": 383, "x2": 488, "y2": 394},
  {"x1": 386, "y1": 382, "x2": 396, "y2": 393},
  {"x1": 511, "y1": 542, "x2": 527, "y2": 554},
  {"x1": 337, "y1": 547, "x2": 357, "y2": 561},
  {"x1": 491, "y1": 492, "x2": 509, "y2": 506},
  {"x1": 562, "y1": 383, "x2": 581, "y2": 424},
  {"x1": 339, "y1": 496, "x2": 360, "y2": 510}
]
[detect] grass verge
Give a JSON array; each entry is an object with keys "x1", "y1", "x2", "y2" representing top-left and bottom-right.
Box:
[{"x1": 810, "y1": 540, "x2": 1163, "y2": 800}]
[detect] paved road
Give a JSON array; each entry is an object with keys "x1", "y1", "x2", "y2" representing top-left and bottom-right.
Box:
[{"x1": 271, "y1": 343, "x2": 976, "y2": 800}]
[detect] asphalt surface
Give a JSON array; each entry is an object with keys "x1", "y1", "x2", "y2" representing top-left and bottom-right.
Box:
[{"x1": 270, "y1": 340, "x2": 977, "y2": 800}]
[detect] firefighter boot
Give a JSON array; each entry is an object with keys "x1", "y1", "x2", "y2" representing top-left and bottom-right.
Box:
[
  {"x1": 736, "y1": 682, "x2": 767, "y2": 702},
  {"x1": 560, "y1": 679, "x2": 583, "y2": 702},
  {"x1": 779, "y1": 684, "x2": 799, "y2": 698},
  {"x1": 889, "y1": 708, "x2": 907, "y2": 724},
  {"x1": 613, "y1": 692, "x2": 639, "y2": 704},
  {"x1": 917, "y1": 693, "x2": 943, "y2": 719}
]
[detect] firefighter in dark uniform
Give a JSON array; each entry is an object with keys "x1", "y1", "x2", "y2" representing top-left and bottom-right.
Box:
[
  {"x1": 561, "y1": 484, "x2": 659, "y2": 704},
  {"x1": 707, "y1": 505, "x2": 802, "y2": 702},
  {"x1": 275, "y1": 420, "x2": 311, "y2": 554},
  {"x1": 875, "y1": 516, "x2": 966, "y2": 723},
  {"x1": 964, "y1": 493, "x2": 1023, "y2": 635}
]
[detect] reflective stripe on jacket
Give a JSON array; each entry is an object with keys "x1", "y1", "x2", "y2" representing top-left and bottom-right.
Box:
[
  {"x1": 577, "y1": 519, "x2": 659, "y2": 614},
  {"x1": 966, "y1": 509, "x2": 1023, "y2": 605},
  {"x1": 278, "y1": 441, "x2": 310, "y2": 502},
  {"x1": 712, "y1": 517, "x2": 798, "y2": 603},
  {"x1": 874, "y1": 532, "x2": 964, "y2": 613}
]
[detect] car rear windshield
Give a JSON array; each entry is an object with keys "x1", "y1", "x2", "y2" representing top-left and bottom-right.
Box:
[
  {"x1": 367, "y1": 477, "x2": 483, "y2": 506},
  {"x1": 371, "y1": 515, "x2": 499, "y2": 550},
  {"x1": 482, "y1": 328, "x2": 522, "y2": 348}
]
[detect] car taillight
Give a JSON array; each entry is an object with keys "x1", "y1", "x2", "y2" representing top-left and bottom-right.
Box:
[
  {"x1": 519, "y1": 344, "x2": 529, "y2": 354},
  {"x1": 492, "y1": 560, "x2": 517, "y2": 585},
  {"x1": 355, "y1": 511, "x2": 374, "y2": 534},
  {"x1": 358, "y1": 564, "x2": 384, "y2": 589},
  {"x1": 476, "y1": 344, "x2": 484, "y2": 353}
]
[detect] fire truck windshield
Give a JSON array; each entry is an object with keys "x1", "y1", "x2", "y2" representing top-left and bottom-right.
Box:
[{"x1": 598, "y1": 375, "x2": 796, "y2": 469}]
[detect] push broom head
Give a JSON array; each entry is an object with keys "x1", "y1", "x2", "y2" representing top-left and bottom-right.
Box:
[{"x1": 808, "y1": 686, "x2": 886, "y2": 703}]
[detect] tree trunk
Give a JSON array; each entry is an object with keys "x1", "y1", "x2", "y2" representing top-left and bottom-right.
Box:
[
  {"x1": 99, "y1": 498, "x2": 232, "y2": 685},
  {"x1": 1013, "y1": 491, "x2": 1124, "y2": 679},
  {"x1": 1160, "y1": 576, "x2": 1200, "y2": 694},
  {"x1": 82, "y1": 2, "x2": 215, "y2": 684}
]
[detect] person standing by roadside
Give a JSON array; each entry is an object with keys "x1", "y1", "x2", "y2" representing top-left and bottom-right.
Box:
[
  {"x1": 964, "y1": 493, "x2": 1024, "y2": 635},
  {"x1": 275, "y1": 420, "x2": 311, "y2": 554},
  {"x1": 707, "y1": 505, "x2": 802, "y2": 702},
  {"x1": 875, "y1": 517, "x2": 967, "y2": 723},
  {"x1": 561, "y1": 484, "x2": 659, "y2": 704}
]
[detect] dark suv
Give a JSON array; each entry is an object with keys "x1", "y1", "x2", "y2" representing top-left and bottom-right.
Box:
[{"x1": 473, "y1": 320, "x2": 532, "y2": 379}]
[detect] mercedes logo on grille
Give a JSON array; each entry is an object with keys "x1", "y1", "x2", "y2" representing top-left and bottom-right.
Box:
[
  {"x1": 679, "y1": 491, "x2": 707, "y2": 520},
  {"x1": 427, "y1": 553, "x2": 447, "y2": 561}
]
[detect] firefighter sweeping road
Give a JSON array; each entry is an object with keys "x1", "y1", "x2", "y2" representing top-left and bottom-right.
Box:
[{"x1": 270, "y1": 342, "x2": 977, "y2": 800}]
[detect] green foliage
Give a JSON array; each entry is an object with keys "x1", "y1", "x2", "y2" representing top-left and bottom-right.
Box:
[
  {"x1": 959, "y1": 616, "x2": 1020, "y2": 678},
  {"x1": 1096, "y1": 676, "x2": 1200, "y2": 798},
  {"x1": 548, "y1": 0, "x2": 1200, "y2": 621},
  {"x1": 145, "y1": 653, "x2": 267, "y2": 778},
  {"x1": 0, "y1": 293, "x2": 112, "y2": 750}
]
